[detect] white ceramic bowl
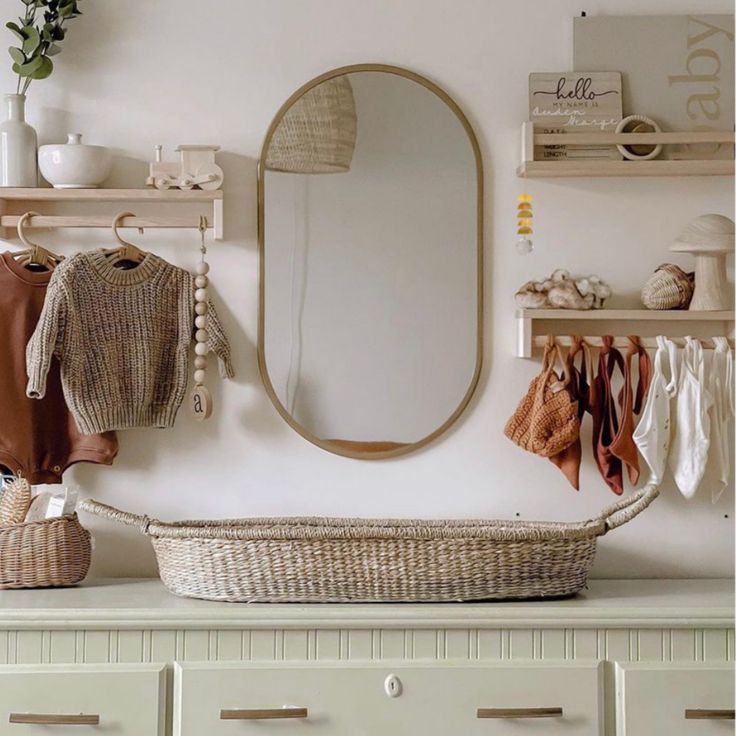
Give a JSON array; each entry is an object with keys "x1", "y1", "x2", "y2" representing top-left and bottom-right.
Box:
[{"x1": 38, "y1": 133, "x2": 113, "y2": 188}]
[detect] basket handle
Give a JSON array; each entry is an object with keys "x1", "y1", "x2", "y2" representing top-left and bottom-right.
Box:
[
  {"x1": 79, "y1": 499, "x2": 152, "y2": 534},
  {"x1": 597, "y1": 484, "x2": 659, "y2": 532}
]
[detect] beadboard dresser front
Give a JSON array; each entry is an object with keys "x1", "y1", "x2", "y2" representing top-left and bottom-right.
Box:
[{"x1": 0, "y1": 579, "x2": 732, "y2": 735}]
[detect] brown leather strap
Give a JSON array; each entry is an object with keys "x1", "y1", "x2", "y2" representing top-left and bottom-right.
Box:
[
  {"x1": 592, "y1": 336, "x2": 625, "y2": 495},
  {"x1": 628, "y1": 335, "x2": 652, "y2": 414}
]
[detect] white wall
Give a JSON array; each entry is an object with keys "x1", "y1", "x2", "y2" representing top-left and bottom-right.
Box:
[{"x1": 1, "y1": 0, "x2": 732, "y2": 579}]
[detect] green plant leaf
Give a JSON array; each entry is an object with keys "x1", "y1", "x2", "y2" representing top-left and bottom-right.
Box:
[
  {"x1": 6, "y1": 22, "x2": 25, "y2": 40},
  {"x1": 30, "y1": 54, "x2": 52, "y2": 79},
  {"x1": 11, "y1": 62, "x2": 21, "y2": 74},
  {"x1": 45, "y1": 42, "x2": 60, "y2": 55},
  {"x1": 21, "y1": 26, "x2": 39, "y2": 54},
  {"x1": 17, "y1": 54, "x2": 42, "y2": 76},
  {"x1": 8, "y1": 46, "x2": 25, "y2": 64},
  {"x1": 59, "y1": 2, "x2": 74, "y2": 17}
]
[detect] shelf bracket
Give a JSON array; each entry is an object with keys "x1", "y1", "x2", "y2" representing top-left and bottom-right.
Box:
[
  {"x1": 516, "y1": 312, "x2": 532, "y2": 358},
  {"x1": 213, "y1": 196, "x2": 223, "y2": 240}
]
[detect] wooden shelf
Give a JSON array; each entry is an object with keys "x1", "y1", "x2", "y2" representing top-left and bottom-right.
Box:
[
  {"x1": 517, "y1": 309, "x2": 734, "y2": 321},
  {"x1": 516, "y1": 309, "x2": 735, "y2": 358},
  {"x1": 518, "y1": 122, "x2": 735, "y2": 179},
  {"x1": 517, "y1": 159, "x2": 734, "y2": 178},
  {"x1": 0, "y1": 188, "x2": 224, "y2": 239},
  {"x1": 0, "y1": 188, "x2": 222, "y2": 201}
]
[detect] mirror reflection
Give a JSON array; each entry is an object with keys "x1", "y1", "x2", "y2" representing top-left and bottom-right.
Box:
[{"x1": 260, "y1": 67, "x2": 482, "y2": 457}]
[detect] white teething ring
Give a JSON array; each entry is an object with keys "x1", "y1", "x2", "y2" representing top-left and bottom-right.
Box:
[{"x1": 615, "y1": 115, "x2": 663, "y2": 161}]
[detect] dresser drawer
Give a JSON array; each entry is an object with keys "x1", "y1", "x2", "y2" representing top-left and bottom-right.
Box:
[
  {"x1": 0, "y1": 664, "x2": 166, "y2": 734},
  {"x1": 174, "y1": 661, "x2": 603, "y2": 735},
  {"x1": 616, "y1": 662, "x2": 735, "y2": 735}
]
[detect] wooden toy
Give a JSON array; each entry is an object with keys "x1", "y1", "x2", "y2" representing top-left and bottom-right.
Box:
[{"x1": 146, "y1": 144, "x2": 223, "y2": 191}]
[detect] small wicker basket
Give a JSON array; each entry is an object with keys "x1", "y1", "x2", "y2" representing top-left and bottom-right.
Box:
[
  {"x1": 81, "y1": 485, "x2": 658, "y2": 603},
  {"x1": 0, "y1": 514, "x2": 91, "y2": 589}
]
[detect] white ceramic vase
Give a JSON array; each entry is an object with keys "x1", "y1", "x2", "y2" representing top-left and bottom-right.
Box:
[{"x1": 0, "y1": 94, "x2": 37, "y2": 187}]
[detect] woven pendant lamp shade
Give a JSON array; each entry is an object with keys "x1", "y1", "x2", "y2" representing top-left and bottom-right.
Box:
[{"x1": 266, "y1": 76, "x2": 357, "y2": 174}]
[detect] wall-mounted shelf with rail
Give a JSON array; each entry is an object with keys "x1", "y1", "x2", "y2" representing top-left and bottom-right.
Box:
[
  {"x1": 0, "y1": 188, "x2": 224, "y2": 240},
  {"x1": 517, "y1": 123, "x2": 735, "y2": 178},
  {"x1": 516, "y1": 308, "x2": 735, "y2": 358}
]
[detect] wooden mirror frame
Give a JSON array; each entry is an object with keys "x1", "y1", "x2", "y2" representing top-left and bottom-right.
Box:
[{"x1": 257, "y1": 63, "x2": 484, "y2": 459}]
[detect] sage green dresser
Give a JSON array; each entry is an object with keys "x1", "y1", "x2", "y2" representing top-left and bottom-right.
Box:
[{"x1": 0, "y1": 579, "x2": 732, "y2": 735}]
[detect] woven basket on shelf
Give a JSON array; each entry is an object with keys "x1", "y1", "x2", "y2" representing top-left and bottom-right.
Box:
[
  {"x1": 0, "y1": 514, "x2": 91, "y2": 589},
  {"x1": 81, "y1": 485, "x2": 658, "y2": 603},
  {"x1": 641, "y1": 263, "x2": 694, "y2": 310}
]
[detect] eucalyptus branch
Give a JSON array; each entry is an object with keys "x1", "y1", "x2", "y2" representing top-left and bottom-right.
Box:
[{"x1": 6, "y1": 0, "x2": 83, "y2": 96}]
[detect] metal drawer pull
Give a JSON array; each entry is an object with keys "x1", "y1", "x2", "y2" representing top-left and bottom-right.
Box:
[
  {"x1": 477, "y1": 707, "x2": 563, "y2": 719},
  {"x1": 685, "y1": 709, "x2": 735, "y2": 720},
  {"x1": 220, "y1": 707, "x2": 308, "y2": 720},
  {"x1": 10, "y1": 713, "x2": 100, "y2": 725}
]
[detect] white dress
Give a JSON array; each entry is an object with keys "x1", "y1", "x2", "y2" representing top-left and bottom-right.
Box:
[
  {"x1": 705, "y1": 337, "x2": 734, "y2": 503},
  {"x1": 669, "y1": 337, "x2": 712, "y2": 499},
  {"x1": 633, "y1": 336, "x2": 679, "y2": 485}
]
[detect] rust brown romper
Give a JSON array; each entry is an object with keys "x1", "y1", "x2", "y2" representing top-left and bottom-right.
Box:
[
  {"x1": 0, "y1": 252, "x2": 118, "y2": 483},
  {"x1": 549, "y1": 336, "x2": 592, "y2": 490},
  {"x1": 590, "y1": 336, "x2": 651, "y2": 495}
]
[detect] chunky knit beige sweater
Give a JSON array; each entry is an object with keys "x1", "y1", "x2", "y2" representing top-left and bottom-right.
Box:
[{"x1": 26, "y1": 250, "x2": 233, "y2": 434}]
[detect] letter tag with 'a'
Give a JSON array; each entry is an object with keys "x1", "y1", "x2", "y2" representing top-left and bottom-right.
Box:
[{"x1": 191, "y1": 385, "x2": 213, "y2": 421}]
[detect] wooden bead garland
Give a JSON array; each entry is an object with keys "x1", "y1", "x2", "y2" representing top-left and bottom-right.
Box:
[{"x1": 190, "y1": 217, "x2": 213, "y2": 421}]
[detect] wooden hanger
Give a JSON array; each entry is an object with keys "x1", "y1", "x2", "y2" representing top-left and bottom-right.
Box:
[
  {"x1": 103, "y1": 211, "x2": 147, "y2": 266},
  {"x1": 12, "y1": 211, "x2": 64, "y2": 271}
]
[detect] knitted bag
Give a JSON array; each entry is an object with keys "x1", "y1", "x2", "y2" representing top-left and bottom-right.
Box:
[{"x1": 505, "y1": 338, "x2": 580, "y2": 458}]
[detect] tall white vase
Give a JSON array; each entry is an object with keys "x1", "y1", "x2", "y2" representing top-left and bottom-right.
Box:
[{"x1": 0, "y1": 94, "x2": 37, "y2": 187}]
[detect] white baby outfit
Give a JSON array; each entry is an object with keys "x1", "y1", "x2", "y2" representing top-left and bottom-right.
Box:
[
  {"x1": 704, "y1": 337, "x2": 734, "y2": 503},
  {"x1": 633, "y1": 336, "x2": 679, "y2": 485},
  {"x1": 668, "y1": 337, "x2": 712, "y2": 498}
]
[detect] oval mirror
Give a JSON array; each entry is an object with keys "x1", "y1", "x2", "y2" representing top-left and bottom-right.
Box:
[{"x1": 258, "y1": 64, "x2": 483, "y2": 458}]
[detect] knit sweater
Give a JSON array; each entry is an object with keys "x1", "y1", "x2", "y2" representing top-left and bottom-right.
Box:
[{"x1": 26, "y1": 250, "x2": 233, "y2": 434}]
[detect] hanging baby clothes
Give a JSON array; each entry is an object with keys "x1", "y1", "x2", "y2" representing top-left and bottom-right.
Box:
[
  {"x1": 590, "y1": 336, "x2": 626, "y2": 494},
  {"x1": 633, "y1": 336, "x2": 679, "y2": 486},
  {"x1": 0, "y1": 252, "x2": 118, "y2": 482},
  {"x1": 610, "y1": 336, "x2": 651, "y2": 487},
  {"x1": 548, "y1": 336, "x2": 592, "y2": 490},
  {"x1": 669, "y1": 337, "x2": 712, "y2": 499},
  {"x1": 704, "y1": 337, "x2": 734, "y2": 503},
  {"x1": 26, "y1": 250, "x2": 234, "y2": 434},
  {"x1": 504, "y1": 337, "x2": 580, "y2": 459}
]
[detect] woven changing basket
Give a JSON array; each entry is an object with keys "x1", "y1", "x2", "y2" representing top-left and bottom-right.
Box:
[
  {"x1": 0, "y1": 514, "x2": 91, "y2": 589},
  {"x1": 81, "y1": 486, "x2": 658, "y2": 603}
]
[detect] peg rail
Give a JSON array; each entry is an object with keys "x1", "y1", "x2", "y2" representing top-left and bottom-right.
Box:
[
  {"x1": 532, "y1": 335, "x2": 734, "y2": 350},
  {"x1": 0, "y1": 188, "x2": 224, "y2": 239},
  {"x1": 516, "y1": 309, "x2": 735, "y2": 358}
]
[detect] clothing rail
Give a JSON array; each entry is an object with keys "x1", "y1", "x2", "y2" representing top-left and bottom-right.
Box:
[
  {"x1": 0, "y1": 215, "x2": 212, "y2": 231},
  {"x1": 535, "y1": 336, "x2": 735, "y2": 350}
]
